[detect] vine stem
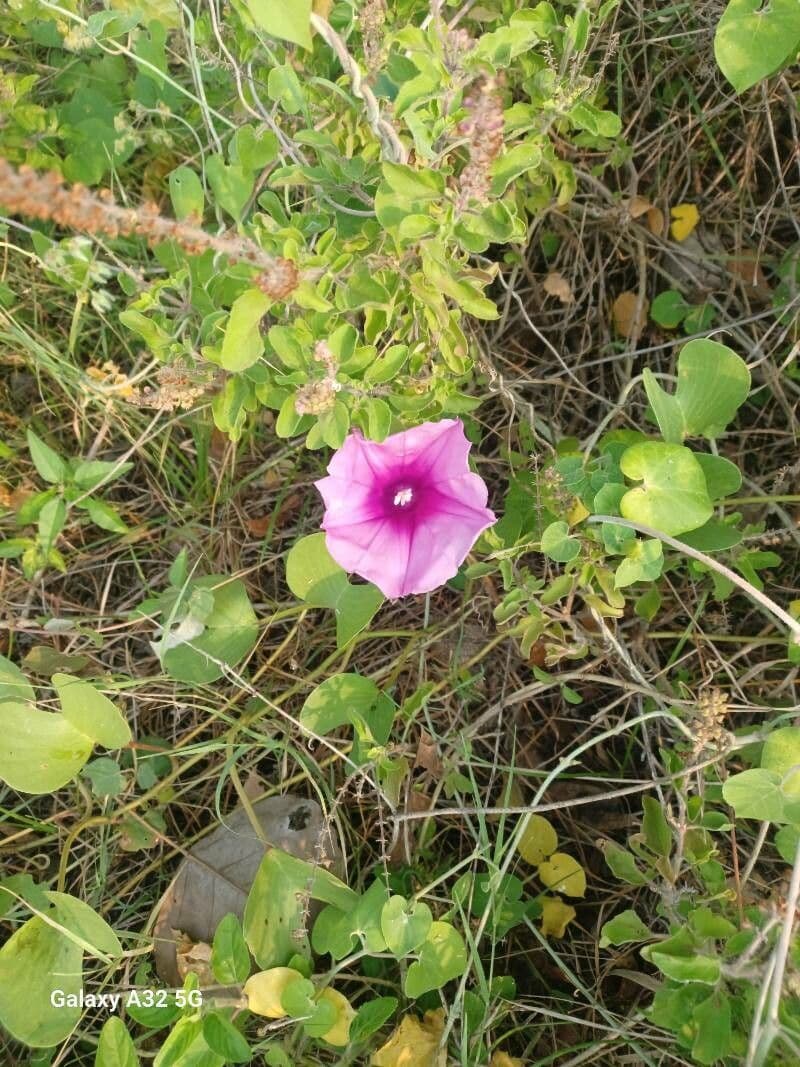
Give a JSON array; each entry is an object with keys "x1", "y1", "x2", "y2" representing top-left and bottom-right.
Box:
[{"x1": 587, "y1": 515, "x2": 800, "y2": 642}]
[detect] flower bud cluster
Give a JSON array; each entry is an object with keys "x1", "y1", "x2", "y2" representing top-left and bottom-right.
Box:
[
  {"x1": 294, "y1": 341, "x2": 341, "y2": 416},
  {"x1": 456, "y1": 77, "x2": 504, "y2": 211},
  {"x1": 254, "y1": 258, "x2": 299, "y2": 301},
  {"x1": 360, "y1": 0, "x2": 387, "y2": 73}
]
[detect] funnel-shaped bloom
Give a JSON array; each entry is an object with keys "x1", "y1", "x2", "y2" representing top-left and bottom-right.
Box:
[{"x1": 315, "y1": 419, "x2": 495, "y2": 599}]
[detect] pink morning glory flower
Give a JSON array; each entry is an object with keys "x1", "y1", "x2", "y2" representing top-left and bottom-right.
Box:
[{"x1": 314, "y1": 418, "x2": 496, "y2": 599}]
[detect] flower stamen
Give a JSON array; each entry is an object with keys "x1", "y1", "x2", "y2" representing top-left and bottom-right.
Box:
[{"x1": 393, "y1": 487, "x2": 414, "y2": 507}]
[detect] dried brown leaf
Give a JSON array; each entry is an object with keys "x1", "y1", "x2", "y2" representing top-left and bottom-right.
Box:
[
  {"x1": 543, "y1": 272, "x2": 574, "y2": 304},
  {"x1": 612, "y1": 291, "x2": 649, "y2": 339}
]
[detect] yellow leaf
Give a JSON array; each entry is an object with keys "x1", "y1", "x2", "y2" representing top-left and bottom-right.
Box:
[
  {"x1": 539, "y1": 896, "x2": 576, "y2": 938},
  {"x1": 670, "y1": 203, "x2": 700, "y2": 242},
  {"x1": 243, "y1": 967, "x2": 303, "y2": 1018},
  {"x1": 568, "y1": 497, "x2": 590, "y2": 525},
  {"x1": 518, "y1": 815, "x2": 558, "y2": 866},
  {"x1": 537, "y1": 852, "x2": 586, "y2": 898},
  {"x1": 371, "y1": 1010, "x2": 446, "y2": 1067},
  {"x1": 490, "y1": 1053, "x2": 525, "y2": 1067},
  {"x1": 318, "y1": 987, "x2": 355, "y2": 1047}
]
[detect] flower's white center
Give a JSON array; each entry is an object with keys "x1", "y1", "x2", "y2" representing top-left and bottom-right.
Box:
[{"x1": 393, "y1": 487, "x2": 414, "y2": 507}]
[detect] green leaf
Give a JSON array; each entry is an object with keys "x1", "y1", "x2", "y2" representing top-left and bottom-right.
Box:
[
  {"x1": 45, "y1": 891, "x2": 123, "y2": 959},
  {"x1": 52, "y1": 673, "x2": 131, "y2": 749},
  {"x1": 761, "y1": 726, "x2": 800, "y2": 785},
  {"x1": 202, "y1": 1013, "x2": 251, "y2": 1063},
  {"x1": 404, "y1": 921, "x2": 468, "y2": 998},
  {"x1": 489, "y1": 140, "x2": 543, "y2": 196},
  {"x1": 643, "y1": 369, "x2": 685, "y2": 445},
  {"x1": 161, "y1": 576, "x2": 259, "y2": 684},
  {"x1": 349, "y1": 997, "x2": 398, "y2": 1043},
  {"x1": 221, "y1": 289, "x2": 271, "y2": 371},
  {"x1": 231, "y1": 125, "x2": 279, "y2": 172},
  {"x1": 0, "y1": 916, "x2": 82, "y2": 1046},
  {"x1": 267, "y1": 63, "x2": 307, "y2": 114},
  {"x1": 599, "y1": 909, "x2": 652, "y2": 948},
  {"x1": 679, "y1": 519, "x2": 742, "y2": 553},
  {"x1": 73, "y1": 459, "x2": 132, "y2": 491},
  {"x1": 676, "y1": 339, "x2": 751, "y2": 437},
  {"x1": 643, "y1": 340, "x2": 750, "y2": 442},
  {"x1": 642, "y1": 796, "x2": 672, "y2": 857},
  {"x1": 540, "y1": 520, "x2": 580, "y2": 563},
  {"x1": 650, "y1": 290, "x2": 688, "y2": 328},
  {"x1": 300, "y1": 674, "x2": 382, "y2": 737},
  {"x1": 95, "y1": 1016, "x2": 140, "y2": 1067},
  {"x1": 83, "y1": 496, "x2": 129, "y2": 533},
  {"x1": 600, "y1": 840, "x2": 650, "y2": 885},
  {"x1": 212, "y1": 913, "x2": 251, "y2": 985},
  {"x1": 644, "y1": 946, "x2": 721, "y2": 985},
  {"x1": 692, "y1": 991, "x2": 732, "y2": 1065},
  {"x1": 380, "y1": 895, "x2": 433, "y2": 957},
  {"x1": 206, "y1": 155, "x2": 254, "y2": 222},
  {"x1": 0, "y1": 653, "x2": 34, "y2": 703},
  {"x1": 382, "y1": 163, "x2": 445, "y2": 201},
  {"x1": 286, "y1": 533, "x2": 383, "y2": 647},
  {"x1": 775, "y1": 824, "x2": 799, "y2": 863},
  {"x1": 714, "y1": 0, "x2": 800, "y2": 93},
  {"x1": 245, "y1": 0, "x2": 313, "y2": 49},
  {"x1": 614, "y1": 538, "x2": 663, "y2": 589},
  {"x1": 694, "y1": 453, "x2": 742, "y2": 500},
  {"x1": 722, "y1": 768, "x2": 785, "y2": 822},
  {"x1": 244, "y1": 849, "x2": 357, "y2": 968},
  {"x1": 27, "y1": 430, "x2": 67, "y2": 483},
  {"x1": 0, "y1": 702, "x2": 93, "y2": 793},
  {"x1": 83, "y1": 756, "x2": 124, "y2": 797},
  {"x1": 620, "y1": 442, "x2": 713, "y2": 536},
  {"x1": 168, "y1": 166, "x2": 204, "y2": 221},
  {"x1": 38, "y1": 496, "x2": 66, "y2": 551}
]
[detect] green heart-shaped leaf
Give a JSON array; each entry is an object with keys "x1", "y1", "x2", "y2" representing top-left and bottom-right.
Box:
[
  {"x1": 381, "y1": 896, "x2": 433, "y2": 957},
  {"x1": 404, "y1": 921, "x2": 467, "y2": 998},
  {"x1": 620, "y1": 442, "x2": 712, "y2": 536}
]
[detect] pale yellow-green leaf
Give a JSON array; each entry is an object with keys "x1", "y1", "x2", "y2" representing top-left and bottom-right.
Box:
[
  {"x1": 243, "y1": 967, "x2": 303, "y2": 1018},
  {"x1": 537, "y1": 853, "x2": 586, "y2": 898},
  {"x1": 517, "y1": 814, "x2": 558, "y2": 866},
  {"x1": 317, "y1": 987, "x2": 355, "y2": 1047}
]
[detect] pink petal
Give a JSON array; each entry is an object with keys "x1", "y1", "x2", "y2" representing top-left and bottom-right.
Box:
[{"x1": 314, "y1": 418, "x2": 496, "y2": 599}]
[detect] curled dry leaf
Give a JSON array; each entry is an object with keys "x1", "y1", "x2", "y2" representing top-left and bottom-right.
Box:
[
  {"x1": 414, "y1": 730, "x2": 443, "y2": 778},
  {"x1": 612, "y1": 291, "x2": 649, "y2": 340},
  {"x1": 543, "y1": 272, "x2": 574, "y2": 304},
  {"x1": 625, "y1": 196, "x2": 665, "y2": 236},
  {"x1": 371, "y1": 1009, "x2": 447, "y2": 1067},
  {"x1": 153, "y1": 795, "x2": 342, "y2": 986},
  {"x1": 175, "y1": 933, "x2": 215, "y2": 986}
]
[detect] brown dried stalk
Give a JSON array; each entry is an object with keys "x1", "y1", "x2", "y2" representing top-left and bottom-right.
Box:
[{"x1": 0, "y1": 159, "x2": 297, "y2": 298}]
